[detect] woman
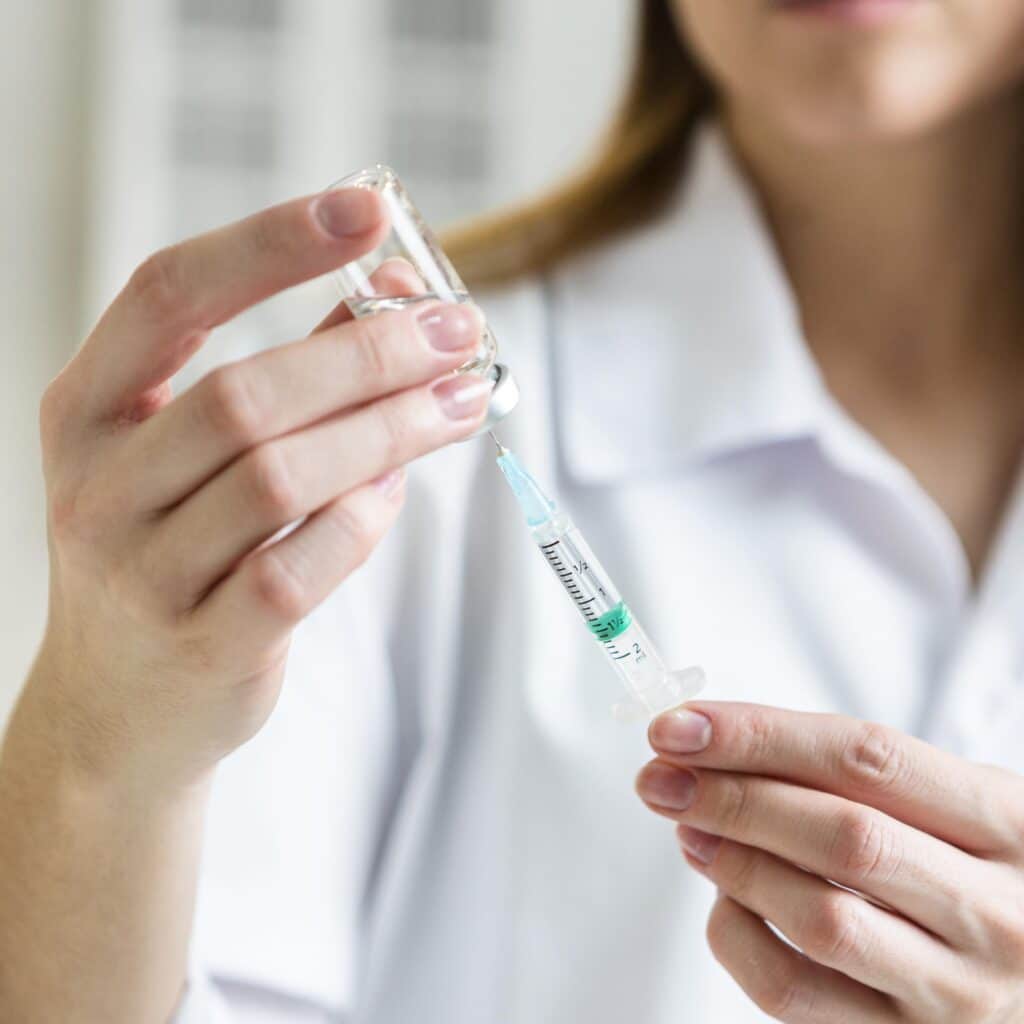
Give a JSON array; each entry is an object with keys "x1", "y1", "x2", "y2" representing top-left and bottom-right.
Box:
[{"x1": 3, "y1": 0, "x2": 1024, "y2": 1020}]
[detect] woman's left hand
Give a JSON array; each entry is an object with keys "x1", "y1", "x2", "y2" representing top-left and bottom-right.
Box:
[{"x1": 635, "y1": 702, "x2": 1024, "y2": 1022}]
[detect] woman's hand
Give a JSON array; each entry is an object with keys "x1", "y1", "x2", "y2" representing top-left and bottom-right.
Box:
[
  {"x1": 27, "y1": 185, "x2": 490, "y2": 795},
  {"x1": 635, "y1": 702, "x2": 1024, "y2": 1022},
  {"x1": 0, "y1": 188, "x2": 489, "y2": 1021}
]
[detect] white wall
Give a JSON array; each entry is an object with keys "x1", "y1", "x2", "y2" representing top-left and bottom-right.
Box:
[
  {"x1": 1, "y1": 1, "x2": 92, "y2": 711},
  {"x1": 1, "y1": 0, "x2": 632, "y2": 716}
]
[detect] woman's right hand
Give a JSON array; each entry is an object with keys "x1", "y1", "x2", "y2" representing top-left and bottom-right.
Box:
[{"x1": 29, "y1": 186, "x2": 489, "y2": 796}]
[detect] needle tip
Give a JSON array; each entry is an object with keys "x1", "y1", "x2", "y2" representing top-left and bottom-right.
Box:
[{"x1": 488, "y1": 431, "x2": 509, "y2": 457}]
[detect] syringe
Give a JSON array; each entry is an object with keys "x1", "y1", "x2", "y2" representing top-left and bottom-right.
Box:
[{"x1": 491, "y1": 435, "x2": 706, "y2": 720}]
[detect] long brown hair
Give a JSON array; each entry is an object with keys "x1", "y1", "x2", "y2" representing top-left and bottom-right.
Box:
[{"x1": 443, "y1": 0, "x2": 713, "y2": 286}]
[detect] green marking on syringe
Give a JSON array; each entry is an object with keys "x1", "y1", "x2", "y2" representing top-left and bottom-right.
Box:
[{"x1": 587, "y1": 602, "x2": 633, "y2": 642}]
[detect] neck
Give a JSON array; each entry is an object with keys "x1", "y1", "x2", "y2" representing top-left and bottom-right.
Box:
[{"x1": 724, "y1": 94, "x2": 1024, "y2": 381}]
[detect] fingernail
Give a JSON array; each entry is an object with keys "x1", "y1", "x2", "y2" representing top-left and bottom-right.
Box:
[
  {"x1": 637, "y1": 763, "x2": 696, "y2": 811},
  {"x1": 677, "y1": 826, "x2": 722, "y2": 865},
  {"x1": 650, "y1": 708, "x2": 712, "y2": 754},
  {"x1": 313, "y1": 188, "x2": 380, "y2": 238},
  {"x1": 417, "y1": 303, "x2": 482, "y2": 352},
  {"x1": 372, "y1": 467, "x2": 405, "y2": 498},
  {"x1": 433, "y1": 374, "x2": 493, "y2": 421}
]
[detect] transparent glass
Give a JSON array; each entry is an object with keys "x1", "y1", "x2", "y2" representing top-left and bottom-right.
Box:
[{"x1": 325, "y1": 165, "x2": 497, "y2": 378}]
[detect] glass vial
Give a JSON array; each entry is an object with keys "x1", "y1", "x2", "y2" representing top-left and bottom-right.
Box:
[{"x1": 324, "y1": 165, "x2": 519, "y2": 433}]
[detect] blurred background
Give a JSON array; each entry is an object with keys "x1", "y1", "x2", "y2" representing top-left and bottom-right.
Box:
[{"x1": 2, "y1": 0, "x2": 633, "y2": 718}]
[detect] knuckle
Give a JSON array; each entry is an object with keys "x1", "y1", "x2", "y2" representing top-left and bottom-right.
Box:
[
  {"x1": 749, "y1": 968, "x2": 802, "y2": 1020},
  {"x1": 373, "y1": 395, "x2": 416, "y2": 465},
  {"x1": 129, "y1": 247, "x2": 192, "y2": 320},
  {"x1": 940, "y1": 981, "x2": 1000, "y2": 1024},
  {"x1": 104, "y1": 555, "x2": 163, "y2": 625},
  {"x1": 49, "y1": 476, "x2": 117, "y2": 550},
  {"x1": 799, "y1": 891, "x2": 865, "y2": 966},
  {"x1": 354, "y1": 316, "x2": 396, "y2": 384},
  {"x1": 48, "y1": 481, "x2": 85, "y2": 544},
  {"x1": 705, "y1": 898, "x2": 733, "y2": 959},
  {"x1": 249, "y1": 552, "x2": 307, "y2": 622},
  {"x1": 715, "y1": 774, "x2": 756, "y2": 835},
  {"x1": 838, "y1": 722, "x2": 905, "y2": 793},
  {"x1": 38, "y1": 376, "x2": 70, "y2": 451},
  {"x1": 980, "y1": 765, "x2": 1024, "y2": 849},
  {"x1": 929, "y1": 874, "x2": 976, "y2": 940},
  {"x1": 734, "y1": 708, "x2": 778, "y2": 764},
  {"x1": 976, "y1": 889, "x2": 1024, "y2": 961},
  {"x1": 720, "y1": 846, "x2": 761, "y2": 903},
  {"x1": 202, "y1": 366, "x2": 262, "y2": 445},
  {"x1": 246, "y1": 445, "x2": 302, "y2": 521},
  {"x1": 330, "y1": 500, "x2": 378, "y2": 565},
  {"x1": 966, "y1": 989, "x2": 1003, "y2": 1023},
  {"x1": 141, "y1": 536, "x2": 196, "y2": 617},
  {"x1": 829, "y1": 809, "x2": 900, "y2": 886}
]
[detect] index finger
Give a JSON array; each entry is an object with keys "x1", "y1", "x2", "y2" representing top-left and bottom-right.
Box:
[
  {"x1": 649, "y1": 701, "x2": 1020, "y2": 856},
  {"x1": 76, "y1": 187, "x2": 388, "y2": 419}
]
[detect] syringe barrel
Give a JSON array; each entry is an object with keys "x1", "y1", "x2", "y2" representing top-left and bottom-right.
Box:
[
  {"x1": 530, "y1": 514, "x2": 696, "y2": 715},
  {"x1": 531, "y1": 513, "x2": 622, "y2": 624}
]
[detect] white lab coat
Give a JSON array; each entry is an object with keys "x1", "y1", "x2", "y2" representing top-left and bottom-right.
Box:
[{"x1": 176, "y1": 120, "x2": 1024, "y2": 1023}]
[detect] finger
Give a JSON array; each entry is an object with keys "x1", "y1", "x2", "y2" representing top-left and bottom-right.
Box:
[
  {"x1": 76, "y1": 187, "x2": 388, "y2": 419},
  {"x1": 705, "y1": 893, "x2": 893, "y2": 1023},
  {"x1": 191, "y1": 469, "x2": 406, "y2": 653},
  {"x1": 648, "y1": 702, "x2": 1019, "y2": 857},
  {"x1": 680, "y1": 827, "x2": 960, "y2": 1005},
  {"x1": 121, "y1": 295, "x2": 480, "y2": 510},
  {"x1": 636, "y1": 762, "x2": 989, "y2": 946},
  {"x1": 149, "y1": 372, "x2": 491, "y2": 607},
  {"x1": 308, "y1": 257, "x2": 425, "y2": 335}
]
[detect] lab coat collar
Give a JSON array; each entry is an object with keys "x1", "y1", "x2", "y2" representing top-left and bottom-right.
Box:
[{"x1": 552, "y1": 118, "x2": 828, "y2": 484}]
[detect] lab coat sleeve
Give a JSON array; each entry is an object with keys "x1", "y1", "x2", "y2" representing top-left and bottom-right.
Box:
[
  {"x1": 170, "y1": 968, "x2": 234, "y2": 1024},
  {"x1": 171, "y1": 965, "x2": 339, "y2": 1023}
]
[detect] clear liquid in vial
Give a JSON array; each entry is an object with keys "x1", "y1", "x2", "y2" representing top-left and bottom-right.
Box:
[
  {"x1": 346, "y1": 291, "x2": 495, "y2": 375},
  {"x1": 345, "y1": 292, "x2": 468, "y2": 317}
]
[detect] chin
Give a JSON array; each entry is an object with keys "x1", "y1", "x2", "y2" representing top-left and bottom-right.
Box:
[
  {"x1": 771, "y1": 94, "x2": 965, "y2": 149},
  {"x1": 753, "y1": 54, "x2": 985, "y2": 149}
]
